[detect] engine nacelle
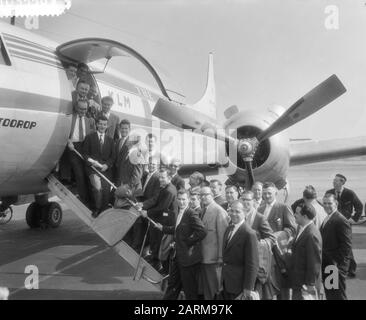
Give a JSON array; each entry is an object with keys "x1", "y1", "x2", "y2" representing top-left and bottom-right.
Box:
[{"x1": 223, "y1": 106, "x2": 290, "y2": 189}]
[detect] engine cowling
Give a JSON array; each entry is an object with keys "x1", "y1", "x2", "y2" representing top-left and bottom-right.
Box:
[{"x1": 223, "y1": 105, "x2": 290, "y2": 189}]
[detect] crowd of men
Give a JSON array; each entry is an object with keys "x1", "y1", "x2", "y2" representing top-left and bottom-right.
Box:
[{"x1": 59, "y1": 63, "x2": 365, "y2": 300}]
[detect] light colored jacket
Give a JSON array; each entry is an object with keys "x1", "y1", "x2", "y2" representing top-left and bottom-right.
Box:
[{"x1": 201, "y1": 201, "x2": 228, "y2": 264}]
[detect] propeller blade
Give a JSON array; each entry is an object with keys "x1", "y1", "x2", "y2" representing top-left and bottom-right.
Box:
[
  {"x1": 152, "y1": 98, "x2": 238, "y2": 146},
  {"x1": 257, "y1": 74, "x2": 346, "y2": 142},
  {"x1": 244, "y1": 160, "x2": 255, "y2": 190}
]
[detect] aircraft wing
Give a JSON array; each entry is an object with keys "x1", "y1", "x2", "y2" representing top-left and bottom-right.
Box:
[
  {"x1": 290, "y1": 136, "x2": 366, "y2": 166},
  {"x1": 178, "y1": 163, "x2": 221, "y2": 178}
]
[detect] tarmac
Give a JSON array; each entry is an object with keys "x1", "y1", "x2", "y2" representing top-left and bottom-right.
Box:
[{"x1": 0, "y1": 159, "x2": 365, "y2": 300}]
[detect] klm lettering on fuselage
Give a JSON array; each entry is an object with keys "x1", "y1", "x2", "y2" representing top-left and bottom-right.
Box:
[
  {"x1": 108, "y1": 91, "x2": 131, "y2": 109},
  {"x1": 98, "y1": 81, "x2": 152, "y2": 118},
  {"x1": 0, "y1": 118, "x2": 36, "y2": 130}
]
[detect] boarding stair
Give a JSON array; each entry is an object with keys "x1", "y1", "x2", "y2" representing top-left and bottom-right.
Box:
[{"x1": 46, "y1": 174, "x2": 164, "y2": 288}]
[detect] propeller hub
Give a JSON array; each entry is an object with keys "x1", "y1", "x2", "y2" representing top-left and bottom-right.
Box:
[{"x1": 237, "y1": 137, "x2": 259, "y2": 161}]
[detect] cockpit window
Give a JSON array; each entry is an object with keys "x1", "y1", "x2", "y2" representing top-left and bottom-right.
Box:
[{"x1": 0, "y1": 36, "x2": 11, "y2": 66}]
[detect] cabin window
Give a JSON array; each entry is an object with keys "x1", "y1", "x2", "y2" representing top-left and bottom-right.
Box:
[{"x1": 0, "y1": 36, "x2": 11, "y2": 66}]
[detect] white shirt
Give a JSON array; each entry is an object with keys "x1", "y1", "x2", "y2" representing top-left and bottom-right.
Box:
[
  {"x1": 143, "y1": 170, "x2": 157, "y2": 192},
  {"x1": 176, "y1": 206, "x2": 188, "y2": 228},
  {"x1": 71, "y1": 115, "x2": 86, "y2": 142},
  {"x1": 310, "y1": 201, "x2": 327, "y2": 229},
  {"x1": 97, "y1": 132, "x2": 105, "y2": 145},
  {"x1": 295, "y1": 221, "x2": 313, "y2": 241},
  {"x1": 103, "y1": 112, "x2": 110, "y2": 119},
  {"x1": 263, "y1": 200, "x2": 276, "y2": 219},
  {"x1": 228, "y1": 219, "x2": 245, "y2": 242}
]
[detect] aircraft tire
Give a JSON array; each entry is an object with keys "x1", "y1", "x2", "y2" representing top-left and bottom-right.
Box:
[
  {"x1": 26, "y1": 202, "x2": 41, "y2": 228},
  {"x1": 46, "y1": 202, "x2": 62, "y2": 228}
]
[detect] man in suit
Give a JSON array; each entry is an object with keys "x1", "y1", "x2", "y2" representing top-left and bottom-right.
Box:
[
  {"x1": 241, "y1": 191, "x2": 276, "y2": 245},
  {"x1": 222, "y1": 185, "x2": 239, "y2": 211},
  {"x1": 125, "y1": 156, "x2": 160, "y2": 253},
  {"x1": 97, "y1": 96, "x2": 120, "y2": 141},
  {"x1": 291, "y1": 185, "x2": 327, "y2": 229},
  {"x1": 189, "y1": 187, "x2": 202, "y2": 218},
  {"x1": 252, "y1": 182, "x2": 263, "y2": 209},
  {"x1": 321, "y1": 193, "x2": 352, "y2": 300},
  {"x1": 290, "y1": 204, "x2": 322, "y2": 300},
  {"x1": 241, "y1": 190, "x2": 276, "y2": 300},
  {"x1": 257, "y1": 182, "x2": 296, "y2": 300},
  {"x1": 66, "y1": 100, "x2": 95, "y2": 205},
  {"x1": 199, "y1": 186, "x2": 229, "y2": 299},
  {"x1": 157, "y1": 189, "x2": 207, "y2": 300},
  {"x1": 222, "y1": 200, "x2": 259, "y2": 300},
  {"x1": 66, "y1": 63, "x2": 78, "y2": 89},
  {"x1": 210, "y1": 179, "x2": 226, "y2": 207},
  {"x1": 326, "y1": 174, "x2": 363, "y2": 277},
  {"x1": 140, "y1": 168, "x2": 177, "y2": 270},
  {"x1": 169, "y1": 158, "x2": 185, "y2": 191},
  {"x1": 71, "y1": 80, "x2": 90, "y2": 111},
  {"x1": 83, "y1": 115, "x2": 116, "y2": 217},
  {"x1": 115, "y1": 119, "x2": 143, "y2": 192},
  {"x1": 140, "y1": 157, "x2": 160, "y2": 201}
]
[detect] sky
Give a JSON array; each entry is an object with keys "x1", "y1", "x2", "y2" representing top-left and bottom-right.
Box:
[{"x1": 4, "y1": 0, "x2": 366, "y2": 140}]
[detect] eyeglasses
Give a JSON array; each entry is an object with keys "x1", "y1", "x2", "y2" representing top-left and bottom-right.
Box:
[
  {"x1": 241, "y1": 198, "x2": 253, "y2": 202},
  {"x1": 200, "y1": 193, "x2": 211, "y2": 197}
]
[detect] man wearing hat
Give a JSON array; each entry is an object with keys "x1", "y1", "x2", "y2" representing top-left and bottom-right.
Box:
[
  {"x1": 326, "y1": 174, "x2": 363, "y2": 277},
  {"x1": 290, "y1": 204, "x2": 322, "y2": 300}
]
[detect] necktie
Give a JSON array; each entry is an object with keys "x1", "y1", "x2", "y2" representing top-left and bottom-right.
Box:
[
  {"x1": 336, "y1": 191, "x2": 341, "y2": 201},
  {"x1": 200, "y1": 206, "x2": 207, "y2": 220},
  {"x1": 99, "y1": 134, "x2": 104, "y2": 152},
  {"x1": 119, "y1": 138, "x2": 126, "y2": 153},
  {"x1": 78, "y1": 116, "x2": 84, "y2": 141},
  {"x1": 225, "y1": 224, "x2": 235, "y2": 247}
]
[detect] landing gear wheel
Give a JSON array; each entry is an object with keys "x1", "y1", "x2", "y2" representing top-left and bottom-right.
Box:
[
  {"x1": 26, "y1": 202, "x2": 41, "y2": 228},
  {"x1": 0, "y1": 206, "x2": 13, "y2": 225},
  {"x1": 46, "y1": 202, "x2": 62, "y2": 228}
]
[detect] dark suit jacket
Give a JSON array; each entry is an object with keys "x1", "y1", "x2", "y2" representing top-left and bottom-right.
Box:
[
  {"x1": 222, "y1": 222, "x2": 259, "y2": 294},
  {"x1": 143, "y1": 182, "x2": 177, "y2": 223},
  {"x1": 320, "y1": 211, "x2": 352, "y2": 274},
  {"x1": 214, "y1": 195, "x2": 226, "y2": 207},
  {"x1": 257, "y1": 201, "x2": 296, "y2": 238},
  {"x1": 171, "y1": 174, "x2": 185, "y2": 191},
  {"x1": 221, "y1": 202, "x2": 229, "y2": 211},
  {"x1": 163, "y1": 208, "x2": 207, "y2": 267},
  {"x1": 115, "y1": 137, "x2": 143, "y2": 189},
  {"x1": 69, "y1": 114, "x2": 95, "y2": 140},
  {"x1": 250, "y1": 212, "x2": 276, "y2": 246},
  {"x1": 326, "y1": 188, "x2": 363, "y2": 221},
  {"x1": 290, "y1": 223, "x2": 322, "y2": 290},
  {"x1": 82, "y1": 132, "x2": 116, "y2": 177},
  {"x1": 141, "y1": 171, "x2": 160, "y2": 202},
  {"x1": 97, "y1": 111, "x2": 120, "y2": 141}
]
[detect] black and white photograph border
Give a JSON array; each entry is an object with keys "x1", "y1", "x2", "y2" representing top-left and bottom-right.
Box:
[{"x1": 0, "y1": 0, "x2": 365, "y2": 302}]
